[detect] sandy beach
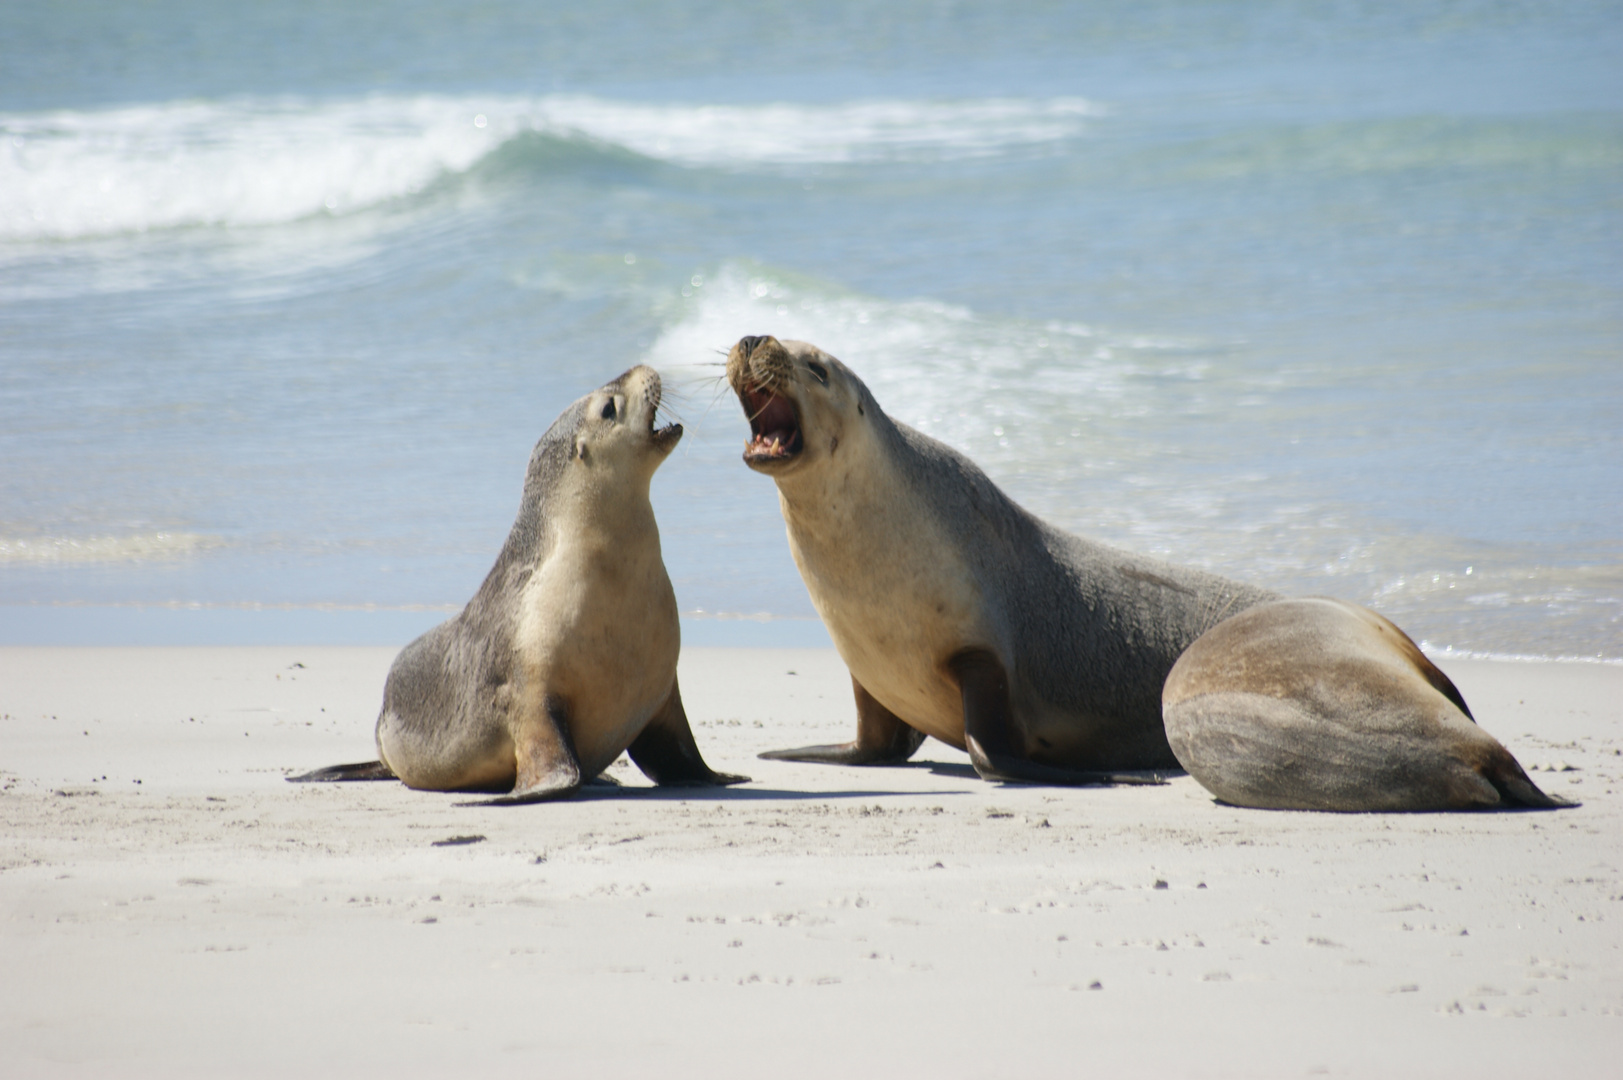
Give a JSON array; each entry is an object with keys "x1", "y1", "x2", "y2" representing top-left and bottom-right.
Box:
[
  {"x1": 6, "y1": 4, "x2": 1618, "y2": 1077},
  {"x1": 1, "y1": 645, "x2": 1618, "y2": 1077}
]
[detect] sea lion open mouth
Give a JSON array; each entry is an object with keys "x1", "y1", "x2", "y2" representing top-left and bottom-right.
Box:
[
  {"x1": 645, "y1": 377, "x2": 683, "y2": 448},
  {"x1": 652, "y1": 419, "x2": 684, "y2": 448},
  {"x1": 742, "y1": 385, "x2": 803, "y2": 463}
]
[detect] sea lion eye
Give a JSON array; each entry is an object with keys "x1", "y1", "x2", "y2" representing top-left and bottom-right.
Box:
[
  {"x1": 601, "y1": 400, "x2": 617, "y2": 420},
  {"x1": 807, "y1": 361, "x2": 829, "y2": 385}
]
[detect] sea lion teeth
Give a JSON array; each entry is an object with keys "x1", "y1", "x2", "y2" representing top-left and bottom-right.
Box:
[
  {"x1": 725, "y1": 334, "x2": 1565, "y2": 812},
  {"x1": 288, "y1": 365, "x2": 746, "y2": 804}
]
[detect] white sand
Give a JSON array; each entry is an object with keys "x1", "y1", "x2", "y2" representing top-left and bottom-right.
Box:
[{"x1": 2, "y1": 646, "x2": 1619, "y2": 1078}]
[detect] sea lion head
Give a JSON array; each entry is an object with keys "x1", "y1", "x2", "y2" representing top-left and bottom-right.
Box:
[
  {"x1": 516, "y1": 364, "x2": 682, "y2": 535},
  {"x1": 726, "y1": 335, "x2": 867, "y2": 477},
  {"x1": 567, "y1": 364, "x2": 684, "y2": 476}
]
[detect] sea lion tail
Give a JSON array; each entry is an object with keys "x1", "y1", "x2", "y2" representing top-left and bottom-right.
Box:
[{"x1": 285, "y1": 760, "x2": 396, "y2": 783}]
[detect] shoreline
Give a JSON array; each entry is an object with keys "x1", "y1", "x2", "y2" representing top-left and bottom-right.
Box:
[
  {"x1": 0, "y1": 605, "x2": 837, "y2": 649},
  {"x1": 2, "y1": 645, "x2": 1619, "y2": 1076},
  {"x1": 4, "y1": 603, "x2": 1618, "y2": 663}
]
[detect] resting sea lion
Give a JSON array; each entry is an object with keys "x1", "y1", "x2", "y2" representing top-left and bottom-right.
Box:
[
  {"x1": 289, "y1": 365, "x2": 745, "y2": 804},
  {"x1": 725, "y1": 335, "x2": 1564, "y2": 811},
  {"x1": 1163, "y1": 597, "x2": 1565, "y2": 810}
]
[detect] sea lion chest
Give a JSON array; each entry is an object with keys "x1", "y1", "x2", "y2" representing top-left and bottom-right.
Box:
[
  {"x1": 781, "y1": 458, "x2": 991, "y2": 747},
  {"x1": 514, "y1": 528, "x2": 679, "y2": 775}
]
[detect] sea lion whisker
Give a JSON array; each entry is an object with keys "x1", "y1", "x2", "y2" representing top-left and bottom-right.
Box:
[
  {"x1": 699, "y1": 384, "x2": 736, "y2": 422},
  {"x1": 665, "y1": 369, "x2": 727, "y2": 390},
  {"x1": 653, "y1": 380, "x2": 694, "y2": 409},
  {"x1": 652, "y1": 404, "x2": 685, "y2": 431},
  {"x1": 685, "y1": 373, "x2": 730, "y2": 394}
]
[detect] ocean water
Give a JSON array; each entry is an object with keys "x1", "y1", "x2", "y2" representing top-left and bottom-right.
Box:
[{"x1": 2, "y1": 2, "x2": 1619, "y2": 657}]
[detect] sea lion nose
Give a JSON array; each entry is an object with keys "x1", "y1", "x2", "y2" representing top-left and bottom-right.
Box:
[{"x1": 738, "y1": 335, "x2": 769, "y2": 358}]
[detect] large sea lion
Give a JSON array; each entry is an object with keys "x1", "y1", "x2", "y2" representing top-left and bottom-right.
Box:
[
  {"x1": 725, "y1": 335, "x2": 1563, "y2": 811},
  {"x1": 290, "y1": 365, "x2": 745, "y2": 804},
  {"x1": 726, "y1": 335, "x2": 1274, "y2": 785}
]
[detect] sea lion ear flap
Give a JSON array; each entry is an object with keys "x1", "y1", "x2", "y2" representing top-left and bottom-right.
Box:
[{"x1": 574, "y1": 436, "x2": 590, "y2": 462}]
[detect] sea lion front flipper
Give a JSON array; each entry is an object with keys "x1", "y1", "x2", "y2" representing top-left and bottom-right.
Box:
[
  {"x1": 953, "y1": 649, "x2": 1166, "y2": 788},
  {"x1": 757, "y1": 676, "x2": 926, "y2": 765},
  {"x1": 460, "y1": 695, "x2": 582, "y2": 806},
  {"x1": 629, "y1": 680, "x2": 749, "y2": 786},
  {"x1": 285, "y1": 760, "x2": 396, "y2": 782}
]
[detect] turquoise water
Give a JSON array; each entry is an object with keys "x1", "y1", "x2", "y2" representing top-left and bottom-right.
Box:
[{"x1": 2, "y1": 2, "x2": 1619, "y2": 656}]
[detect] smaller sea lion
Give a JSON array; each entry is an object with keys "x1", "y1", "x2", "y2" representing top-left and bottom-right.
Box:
[
  {"x1": 289, "y1": 366, "x2": 746, "y2": 804},
  {"x1": 1163, "y1": 597, "x2": 1568, "y2": 811}
]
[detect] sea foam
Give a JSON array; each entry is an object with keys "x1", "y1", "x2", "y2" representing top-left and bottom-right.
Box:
[
  {"x1": 0, "y1": 94, "x2": 1101, "y2": 240},
  {"x1": 646, "y1": 259, "x2": 1195, "y2": 467},
  {"x1": 0, "y1": 533, "x2": 225, "y2": 565}
]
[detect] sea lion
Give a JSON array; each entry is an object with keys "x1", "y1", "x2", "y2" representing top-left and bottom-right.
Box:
[
  {"x1": 725, "y1": 334, "x2": 1276, "y2": 785},
  {"x1": 725, "y1": 335, "x2": 1563, "y2": 811},
  {"x1": 1163, "y1": 597, "x2": 1566, "y2": 810},
  {"x1": 289, "y1": 365, "x2": 746, "y2": 804}
]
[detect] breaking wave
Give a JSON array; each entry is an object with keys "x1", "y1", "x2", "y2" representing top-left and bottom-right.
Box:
[{"x1": 0, "y1": 93, "x2": 1102, "y2": 239}]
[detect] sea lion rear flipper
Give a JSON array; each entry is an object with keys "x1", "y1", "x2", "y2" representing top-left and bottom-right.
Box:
[
  {"x1": 1481, "y1": 747, "x2": 1576, "y2": 809},
  {"x1": 757, "y1": 677, "x2": 926, "y2": 765},
  {"x1": 460, "y1": 695, "x2": 583, "y2": 806},
  {"x1": 630, "y1": 679, "x2": 749, "y2": 786},
  {"x1": 285, "y1": 760, "x2": 396, "y2": 783},
  {"x1": 952, "y1": 649, "x2": 1165, "y2": 788}
]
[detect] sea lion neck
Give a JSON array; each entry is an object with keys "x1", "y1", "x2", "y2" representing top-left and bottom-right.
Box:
[
  {"x1": 548, "y1": 470, "x2": 660, "y2": 553},
  {"x1": 770, "y1": 409, "x2": 903, "y2": 544}
]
